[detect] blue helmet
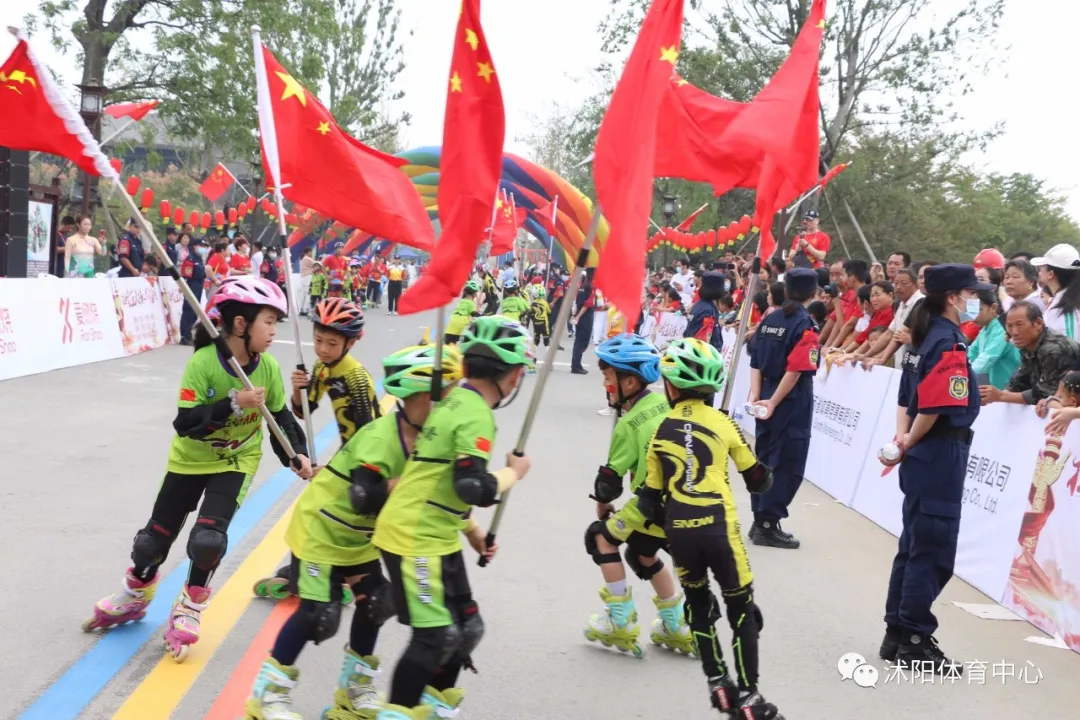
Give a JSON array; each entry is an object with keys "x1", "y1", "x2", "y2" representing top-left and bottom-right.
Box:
[{"x1": 596, "y1": 333, "x2": 661, "y2": 383}]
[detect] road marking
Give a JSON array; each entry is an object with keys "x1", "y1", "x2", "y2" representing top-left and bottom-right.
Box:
[
  {"x1": 273, "y1": 339, "x2": 315, "y2": 347},
  {"x1": 535, "y1": 360, "x2": 587, "y2": 368},
  {"x1": 111, "y1": 507, "x2": 296, "y2": 720},
  {"x1": 17, "y1": 422, "x2": 337, "y2": 720}
]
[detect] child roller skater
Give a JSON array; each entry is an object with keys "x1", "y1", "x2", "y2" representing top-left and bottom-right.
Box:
[
  {"x1": 444, "y1": 280, "x2": 481, "y2": 344},
  {"x1": 253, "y1": 297, "x2": 380, "y2": 602},
  {"x1": 528, "y1": 283, "x2": 552, "y2": 350},
  {"x1": 245, "y1": 345, "x2": 464, "y2": 720},
  {"x1": 84, "y1": 277, "x2": 312, "y2": 662},
  {"x1": 497, "y1": 280, "x2": 528, "y2": 322},
  {"x1": 372, "y1": 317, "x2": 533, "y2": 720},
  {"x1": 583, "y1": 334, "x2": 694, "y2": 658},
  {"x1": 637, "y1": 338, "x2": 785, "y2": 719}
]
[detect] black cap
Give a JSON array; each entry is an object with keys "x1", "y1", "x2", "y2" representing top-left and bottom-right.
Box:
[
  {"x1": 189, "y1": 235, "x2": 204, "y2": 246},
  {"x1": 924, "y1": 263, "x2": 994, "y2": 294},
  {"x1": 166, "y1": 226, "x2": 178, "y2": 235},
  {"x1": 785, "y1": 267, "x2": 819, "y2": 296},
  {"x1": 803, "y1": 210, "x2": 820, "y2": 220}
]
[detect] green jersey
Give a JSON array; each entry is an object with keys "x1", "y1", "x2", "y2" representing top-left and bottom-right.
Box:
[
  {"x1": 168, "y1": 346, "x2": 286, "y2": 476},
  {"x1": 286, "y1": 412, "x2": 408, "y2": 566},
  {"x1": 608, "y1": 391, "x2": 669, "y2": 492},
  {"x1": 373, "y1": 385, "x2": 494, "y2": 557},
  {"x1": 446, "y1": 297, "x2": 477, "y2": 336},
  {"x1": 499, "y1": 295, "x2": 529, "y2": 321},
  {"x1": 310, "y1": 273, "x2": 328, "y2": 296}
]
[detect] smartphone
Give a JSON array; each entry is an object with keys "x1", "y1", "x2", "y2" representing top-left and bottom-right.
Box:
[{"x1": 976, "y1": 372, "x2": 990, "y2": 387}]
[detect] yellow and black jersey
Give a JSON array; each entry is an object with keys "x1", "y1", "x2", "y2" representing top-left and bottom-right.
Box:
[
  {"x1": 644, "y1": 398, "x2": 757, "y2": 517},
  {"x1": 295, "y1": 354, "x2": 381, "y2": 446}
]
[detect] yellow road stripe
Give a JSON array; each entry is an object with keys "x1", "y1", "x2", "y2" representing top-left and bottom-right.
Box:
[{"x1": 112, "y1": 503, "x2": 294, "y2": 720}]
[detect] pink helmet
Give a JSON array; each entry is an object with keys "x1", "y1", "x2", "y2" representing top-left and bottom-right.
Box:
[{"x1": 209, "y1": 276, "x2": 288, "y2": 316}]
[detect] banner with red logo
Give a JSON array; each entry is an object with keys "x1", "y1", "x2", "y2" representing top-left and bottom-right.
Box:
[
  {"x1": 0, "y1": 278, "x2": 124, "y2": 380},
  {"x1": 159, "y1": 277, "x2": 185, "y2": 344},
  {"x1": 110, "y1": 277, "x2": 168, "y2": 355}
]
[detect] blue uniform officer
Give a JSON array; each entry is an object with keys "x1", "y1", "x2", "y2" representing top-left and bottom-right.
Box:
[
  {"x1": 878, "y1": 263, "x2": 989, "y2": 676},
  {"x1": 747, "y1": 267, "x2": 820, "y2": 549},
  {"x1": 178, "y1": 236, "x2": 207, "y2": 345}
]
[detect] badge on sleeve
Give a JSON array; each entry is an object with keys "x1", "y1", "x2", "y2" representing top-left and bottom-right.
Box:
[
  {"x1": 475, "y1": 437, "x2": 492, "y2": 453},
  {"x1": 786, "y1": 329, "x2": 821, "y2": 373},
  {"x1": 180, "y1": 388, "x2": 196, "y2": 402},
  {"x1": 117, "y1": 238, "x2": 131, "y2": 256},
  {"x1": 917, "y1": 347, "x2": 970, "y2": 409}
]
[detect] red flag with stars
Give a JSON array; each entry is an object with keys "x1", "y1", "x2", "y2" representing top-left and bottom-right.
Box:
[
  {"x1": 490, "y1": 190, "x2": 526, "y2": 256},
  {"x1": 0, "y1": 36, "x2": 115, "y2": 179},
  {"x1": 104, "y1": 99, "x2": 160, "y2": 122},
  {"x1": 199, "y1": 162, "x2": 236, "y2": 203},
  {"x1": 593, "y1": 0, "x2": 684, "y2": 328},
  {"x1": 399, "y1": 0, "x2": 505, "y2": 314},
  {"x1": 254, "y1": 42, "x2": 434, "y2": 251}
]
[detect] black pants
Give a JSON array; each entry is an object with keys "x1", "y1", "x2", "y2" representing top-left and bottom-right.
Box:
[
  {"x1": 571, "y1": 312, "x2": 593, "y2": 371},
  {"x1": 387, "y1": 280, "x2": 403, "y2": 312},
  {"x1": 132, "y1": 471, "x2": 247, "y2": 588},
  {"x1": 367, "y1": 280, "x2": 380, "y2": 306},
  {"x1": 180, "y1": 279, "x2": 202, "y2": 342}
]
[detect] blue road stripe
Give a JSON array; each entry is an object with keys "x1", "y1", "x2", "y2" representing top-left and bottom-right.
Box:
[{"x1": 18, "y1": 422, "x2": 338, "y2": 720}]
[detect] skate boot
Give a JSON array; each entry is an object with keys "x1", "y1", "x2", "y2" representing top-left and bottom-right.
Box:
[
  {"x1": 420, "y1": 686, "x2": 464, "y2": 718},
  {"x1": 163, "y1": 584, "x2": 211, "y2": 662},
  {"x1": 82, "y1": 568, "x2": 158, "y2": 632},
  {"x1": 735, "y1": 690, "x2": 785, "y2": 720},
  {"x1": 374, "y1": 706, "x2": 432, "y2": 720},
  {"x1": 707, "y1": 675, "x2": 739, "y2": 716},
  {"x1": 322, "y1": 648, "x2": 381, "y2": 720},
  {"x1": 583, "y1": 587, "x2": 644, "y2": 658},
  {"x1": 253, "y1": 564, "x2": 293, "y2": 600},
  {"x1": 244, "y1": 657, "x2": 302, "y2": 720},
  {"x1": 650, "y1": 594, "x2": 696, "y2": 656}
]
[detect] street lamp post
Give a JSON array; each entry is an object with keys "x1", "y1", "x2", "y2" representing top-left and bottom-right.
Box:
[
  {"x1": 77, "y1": 81, "x2": 107, "y2": 220},
  {"x1": 662, "y1": 194, "x2": 676, "y2": 270}
]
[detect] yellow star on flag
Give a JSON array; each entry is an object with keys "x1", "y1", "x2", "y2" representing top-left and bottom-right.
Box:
[
  {"x1": 6, "y1": 69, "x2": 36, "y2": 87},
  {"x1": 449, "y1": 71, "x2": 463, "y2": 93},
  {"x1": 317, "y1": 121, "x2": 331, "y2": 135},
  {"x1": 276, "y1": 71, "x2": 307, "y2": 106},
  {"x1": 465, "y1": 29, "x2": 479, "y2": 51},
  {"x1": 660, "y1": 45, "x2": 679, "y2": 64},
  {"x1": 476, "y1": 61, "x2": 494, "y2": 83},
  {"x1": 5, "y1": 85, "x2": 21, "y2": 94},
  {"x1": 676, "y1": 76, "x2": 688, "y2": 87},
  {"x1": 495, "y1": 197, "x2": 504, "y2": 209},
  {"x1": 816, "y1": 19, "x2": 825, "y2": 29}
]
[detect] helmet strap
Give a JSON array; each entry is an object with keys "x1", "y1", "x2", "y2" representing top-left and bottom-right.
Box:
[{"x1": 396, "y1": 402, "x2": 425, "y2": 433}]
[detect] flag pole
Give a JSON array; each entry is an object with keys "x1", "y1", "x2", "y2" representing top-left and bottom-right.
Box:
[
  {"x1": 543, "y1": 194, "x2": 559, "y2": 286},
  {"x1": 478, "y1": 203, "x2": 603, "y2": 567},
  {"x1": 252, "y1": 24, "x2": 317, "y2": 458},
  {"x1": 719, "y1": 229, "x2": 763, "y2": 413}
]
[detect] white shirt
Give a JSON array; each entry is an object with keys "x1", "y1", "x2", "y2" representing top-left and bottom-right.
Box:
[
  {"x1": 250, "y1": 250, "x2": 264, "y2": 278},
  {"x1": 1044, "y1": 290, "x2": 1080, "y2": 340},
  {"x1": 671, "y1": 271, "x2": 694, "y2": 306},
  {"x1": 1001, "y1": 289, "x2": 1046, "y2": 314},
  {"x1": 889, "y1": 290, "x2": 924, "y2": 366}
]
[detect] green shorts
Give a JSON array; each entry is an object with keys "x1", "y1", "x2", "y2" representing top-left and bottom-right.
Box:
[
  {"x1": 288, "y1": 555, "x2": 380, "y2": 603},
  {"x1": 601, "y1": 496, "x2": 668, "y2": 557},
  {"x1": 381, "y1": 550, "x2": 473, "y2": 629}
]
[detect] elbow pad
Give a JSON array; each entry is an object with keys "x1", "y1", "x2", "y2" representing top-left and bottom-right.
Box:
[
  {"x1": 635, "y1": 486, "x2": 666, "y2": 526},
  {"x1": 452, "y1": 456, "x2": 500, "y2": 507},
  {"x1": 590, "y1": 465, "x2": 624, "y2": 503},
  {"x1": 349, "y1": 464, "x2": 389, "y2": 515},
  {"x1": 173, "y1": 400, "x2": 233, "y2": 438},
  {"x1": 741, "y1": 462, "x2": 773, "y2": 495}
]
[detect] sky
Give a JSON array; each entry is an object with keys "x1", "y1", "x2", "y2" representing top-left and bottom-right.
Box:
[{"x1": 3, "y1": 0, "x2": 1077, "y2": 221}]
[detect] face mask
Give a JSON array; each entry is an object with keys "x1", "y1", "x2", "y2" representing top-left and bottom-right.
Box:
[
  {"x1": 269, "y1": 253, "x2": 278, "y2": 260},
  {"x1": 196, "y1": 247, "x2": 209, "y2": 260},
  {"x1": 954, "y1": 296, "x2": 978, "y2": 323}
]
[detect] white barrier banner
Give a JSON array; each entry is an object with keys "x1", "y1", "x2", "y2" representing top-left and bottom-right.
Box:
[
  {"x1": 725, "y1": 353, "x2": 756, "y2": 438},
  {"x1": 0, "y1": 278, "x2": 124, "y2": 380},
  {"x1": 111, "y1": 277, "x2": 169, "y2": 355},
  {"x1": 804, "y1": 363, "x2": 895, "y2": 504},
  {"x1": 1002, "y1": 421, "x2": 1080, "y2": 651},
  {"x1": 159, "y1": 277, "x2": 185, "y2": 344},
  {"x1": 849, "y1": 368, "x2": 906, "y2": 536},
  {"x1": 652, "y1": 311, "x2": 688, "y2": 351}
]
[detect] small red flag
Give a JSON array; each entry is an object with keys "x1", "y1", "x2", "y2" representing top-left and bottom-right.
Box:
[
  {"x1": 593, "y1": 0, "x2": 684, "y2": 328},
  {"x1": 104, "y1": 100, "x2": 160, "y2": 122},
  {"x1": 0, "y1": 36, "x2": 116, "y2": 179},
  {"x1": 200, "y1": 162, "x2": 235, "y2": 203},
  {"x1": 398, "y1": 0, "x2": 505, "y2": 314},
  {"x1": 490, "y1": 191, "x2": 525, "y2": 256},
  {"x1": 674, "y1": 203, "x2": 709, "y2": 232},
  {"x1": 532, "y1": 196, "x2": 559, "y2": 236}
]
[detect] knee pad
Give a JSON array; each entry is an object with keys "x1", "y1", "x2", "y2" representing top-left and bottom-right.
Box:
[
  {"x1": 404, "y1": 626, "x2": 449, "y2": 674},
  {"x1": 131, "y1": 521, "x2": 174, "y2": 569},
  {"x1": 187, "y1": 516, "x2": 229, "y2": 572},
  {"x1": 352, "y1": 572, "x2": 395, "y2": 627},
  {"x1": 624, "y1": 547, "x2": 663, "y2": 581},
  {"x1": 723, "y1": 586, "x2": 763, "y2": 634},
  {"x1": 584, "y1": 521, "x2": 621, "y2": 566},
  {"x1": 683, "y1": 584, "x2": 721, "y2": 628},
  {"x1": 298, "y1": 600, "x2": 342, "y2": 645}
]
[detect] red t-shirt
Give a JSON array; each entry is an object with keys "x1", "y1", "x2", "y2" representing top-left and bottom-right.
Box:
[
  {"x1": 790, "y1": 231, "x2": 831, "y2": 269},
  {"x1": 208, "y1": 253, "x2": 228, "y2": 278},
  {"x1": 228, "y1": 253, "x2": 251, "y2": 274},
  {"x1": 855, "y1": 306, "x2": 894, "y2": 345},
  {"x1": 839, "y1": 289, "x2": 860, "y2": 326},
  {"x1": 323, "y1": 254, "x2": 347, "y2": 284}
]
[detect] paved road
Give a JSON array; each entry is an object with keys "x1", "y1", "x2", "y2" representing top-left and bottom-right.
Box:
[{"x1": 1, "y1": 308, "x2": 1075, "y2": 720}]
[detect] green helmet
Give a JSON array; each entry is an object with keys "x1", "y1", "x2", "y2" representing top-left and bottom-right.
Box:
[
  {"x1": 459, "y1": 315, "x2": 533, "y2": 367},
  {"x1": 382, "y1": 344, "x2": 464, "y2": 398},
  {"x1": 464, "y1": 280, "x2": 481, "y2": 293},
  {"x1": 659, "y1": 338, "x2": 726, "y2": 392}
]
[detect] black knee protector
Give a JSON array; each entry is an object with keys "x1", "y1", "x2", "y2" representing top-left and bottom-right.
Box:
[
  {"x1": 741, "y1": 462, "x2": 774, "y2": 495},
  {"x1": 624, "y1": 547, "x2": 663, "y2": 581},
  {"x1": 187, "y1": 516, "x2": 229, "y2": 572},
  {"x1": 723, "y1": 586, "x2": 763, "y2": 634},
  {"x1": 352, "y1": 572, "x2": 395, "y2": 627},
  {"x1": 455, "y1": 602, "x2": 485, "y2": 660},
  {"x1": 584, "y1": 520, "x2": 621, "y2": 565},
  {"x1": 683, "y1": 583, "x2": 722, "y2": 628},
  {"x1": 298, "y1": 599, "x2": 342, "y2": 645},
  {"x1": 131, "y1": 520, "x2": 174, "y2": 569},
  {"x1": 404, "y1": 625, "x2": 449, "y2": 674}
]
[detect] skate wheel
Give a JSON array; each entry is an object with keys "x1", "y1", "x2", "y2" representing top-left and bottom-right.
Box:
[
  {"x1": 172, "y1": 644, "x2": 190, "y2": 663},
  {"x1": 631, "y1": 644, "x2": 645, "y2": 659},
  {"x1": 341, "y1": 585, "x2": 355, "y2": 605},
  {"x1": 81, "y1": 617, "x2": 98, "y2": 633},
  {"x1": 252, "y1": 579, "x2": 270, "y2": 598},
  {"x1": 266, "y1": 580, "x2": 291, "y2": 600}
]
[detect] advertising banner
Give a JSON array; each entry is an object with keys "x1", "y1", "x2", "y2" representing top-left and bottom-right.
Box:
[
  {"x1": 652, "y1": 311, "x2": 688, "y2": 351},
  {"x1": 159, "y1": 277, "x2": 185, "y2": 344},
  {"x1": 110, "y1": 277, "x2": 169, "y2": 355},
  {"x1": 27, "y1": 200, "x2": 54, "y2": 277}
]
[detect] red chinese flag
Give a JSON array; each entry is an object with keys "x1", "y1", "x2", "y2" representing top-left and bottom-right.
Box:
[
  {"x1": 593, "y1": 0, "x2": 684, "y2": 328},
  {"x1": 255, "y1": 45, "x2": 434, "y2": 254},
  {"x1": 489, "y1": 191, "x2": 519, "y2": 256},
  {"x1": 532, "y1": 197, "x2": 559, "y2": 235},
  {"x1": 398, "y1": 0, "x2": 505, "y2": 314},
  {"x1": 199, "y1": 162, "x2": 235, "y2": 203},
  {"x1": 0, "y1": 37, "x2": 116, "y2": 179},
  {"x1": 715, "y1": 0, "x2": 825, "y2": 263},
  {"x1": 674, "y1": 203, "x2": 708, "y2": 232},
  {"x1": 103, "y1": 100, "x2": 160, "y2": 122}
]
